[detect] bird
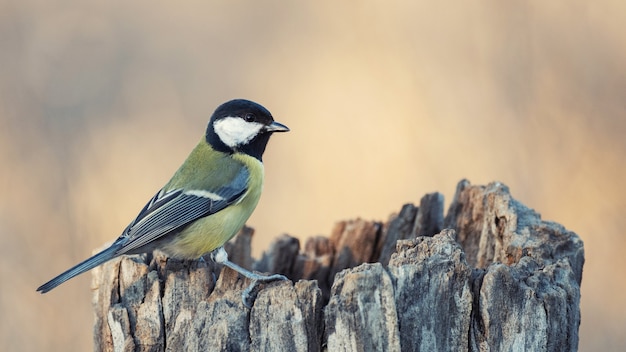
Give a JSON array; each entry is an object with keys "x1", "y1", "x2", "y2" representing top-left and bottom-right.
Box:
[{"x1": 37, "y1": 99, "x2": 290, "y2": 306}]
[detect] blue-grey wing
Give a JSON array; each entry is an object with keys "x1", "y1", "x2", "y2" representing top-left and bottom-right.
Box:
[{"x1": 115, "y1": 167, "x2": 249, "y2": 254}]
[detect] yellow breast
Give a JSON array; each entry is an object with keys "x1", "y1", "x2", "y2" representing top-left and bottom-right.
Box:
[{"x1": 162, "y1": 153, "x2": 264, "y2": 259}]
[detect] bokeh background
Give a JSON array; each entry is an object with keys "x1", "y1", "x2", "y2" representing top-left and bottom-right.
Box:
[{"x1": 2, "y1": 1, "x2": 625, "y2": 350}]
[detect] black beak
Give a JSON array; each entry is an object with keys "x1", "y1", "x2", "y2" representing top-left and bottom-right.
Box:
[{"x1": 265, "y1": 121, "x2": 290, "y2": 133}]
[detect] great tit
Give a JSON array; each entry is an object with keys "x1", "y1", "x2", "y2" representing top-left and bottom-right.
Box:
[{"x1": 37, "y1": 99, "x2": 289, "y2": 305}]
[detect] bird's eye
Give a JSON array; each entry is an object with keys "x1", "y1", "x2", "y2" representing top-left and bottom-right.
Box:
[{"x1": 244, "y1": 113, "x2": 256, "y2": 122}]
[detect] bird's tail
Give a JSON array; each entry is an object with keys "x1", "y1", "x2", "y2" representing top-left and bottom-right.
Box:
[{"x1": 36, "y1": 244, "x2": 121, "y2": 293}]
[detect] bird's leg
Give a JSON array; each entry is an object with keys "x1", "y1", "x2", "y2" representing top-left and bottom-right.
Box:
[{"x1": 210, "y1": 246, "x2": 288, "y2": 307}]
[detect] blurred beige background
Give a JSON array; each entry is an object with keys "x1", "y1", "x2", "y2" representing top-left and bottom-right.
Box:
[{"x1": 2, "y1": 1, "x2": 625, "y2": 350}]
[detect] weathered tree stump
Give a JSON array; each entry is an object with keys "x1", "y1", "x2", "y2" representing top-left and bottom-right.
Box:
[{"x1": 92, "y1": 180, "x2": 583, "y2": 351}]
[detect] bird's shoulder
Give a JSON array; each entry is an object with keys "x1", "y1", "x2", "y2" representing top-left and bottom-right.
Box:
[{"x1": 164, "y1": 140, "x2": 255, "y2": 192}]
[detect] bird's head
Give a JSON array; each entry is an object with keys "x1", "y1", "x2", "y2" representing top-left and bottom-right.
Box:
[{"x1": 206, "y1": 99, "x2": 289, "y2": 160}]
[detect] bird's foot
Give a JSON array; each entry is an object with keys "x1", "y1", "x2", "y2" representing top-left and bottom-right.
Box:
[
  {"x1": 241, "y1": 273, "x2": 289, "y2": 308},
  {"x1": 210, "y1": 247, "x2": 288, "y2": 307}
]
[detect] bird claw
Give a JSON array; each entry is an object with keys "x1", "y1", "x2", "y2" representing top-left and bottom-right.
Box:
[
  {"x1": 242, "y1": 280, "x2": 259, "y2": 308},
  {"x1": 211, "y1": 247, "x2": 288, "y2": 307},
  {"x1": 241, "y1": 274, "x2": 289, "y2": 308}
]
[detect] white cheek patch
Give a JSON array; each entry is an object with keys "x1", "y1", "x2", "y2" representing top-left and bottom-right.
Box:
[{"x1": 213, "y1": 117, "x2": 264, "y2": 148}]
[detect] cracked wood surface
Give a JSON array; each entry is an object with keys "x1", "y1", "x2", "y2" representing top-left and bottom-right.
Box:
[{"x1": 93, "y1": 180, "x2": 583, "y2": 351}]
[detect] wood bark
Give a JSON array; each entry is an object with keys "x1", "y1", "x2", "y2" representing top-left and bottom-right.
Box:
[{"x1": 92, "y1": 180, "x2": 583, "y2": 351}]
